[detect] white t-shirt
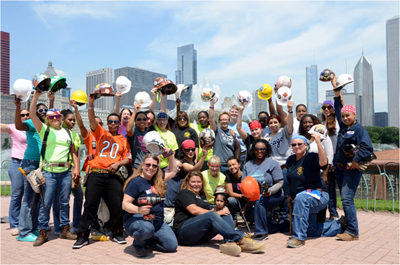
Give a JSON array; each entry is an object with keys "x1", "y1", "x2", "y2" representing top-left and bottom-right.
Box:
[
  {"x1": 292, "y1": 118, "x2": 300, "y2": 138},
  {"x1": 264, "y1": 126, "x2": 292, "y2": 166},
  {"x1": 308, "y1": 137, "x2": 334, "y2": 165}
]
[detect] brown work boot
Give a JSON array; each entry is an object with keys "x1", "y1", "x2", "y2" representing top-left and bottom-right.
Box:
[
  {"x1": 336, "y1": 232, "x2": 359, "y2": 241},
  {"x1": 33, "y1": 229, "x2": 48, "y2": 247},
  {"x1": 237, "y1": 236, "x2": 266, "y2": 253},
  {"x1": 60, "y1": 224, "x2": 77, "y2": 240},
  {"x1": 219, "y1": 242, "x2": 242, "y2": 256},
  {"x1": 287, "y1": 237, "x2": 305, "y2": 248}
]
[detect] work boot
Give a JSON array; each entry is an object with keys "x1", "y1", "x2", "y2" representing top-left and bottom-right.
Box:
[
  {"x1": 60, "y1": 224, "x2": 77, "y2": 240},
  {"x1": 33, "y1": 229, "x2": 48, "y2": 247},
  {"x1": 219, "y1": 242, "x2": 242, "y2": 256},
  {"x1": 237, "y1": 236, "x2": 266, "y2": 253},
  {"x1": 336, "y1": 232, "x2": 359, "y2": 241},
  {"x1": 287, "y1": 237, "x2": 305, "y2": 248}
]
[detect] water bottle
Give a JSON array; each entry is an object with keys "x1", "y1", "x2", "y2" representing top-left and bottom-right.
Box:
[{"x1": 91, "y1": 235, "x2": 109, "y2": 241}]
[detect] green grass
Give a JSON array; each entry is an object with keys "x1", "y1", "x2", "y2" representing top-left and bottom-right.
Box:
[{"x1": 337, "y1": 197, "x2": 400, "y2": 213}]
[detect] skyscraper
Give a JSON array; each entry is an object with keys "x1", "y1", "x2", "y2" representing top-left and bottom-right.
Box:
[
  {"x1": 306, "y1": 65, "x2": 320, "y2": 115},
  {"x1": 175, "y1": 44, "x2": 197, "y2": 110},
  {"x1": 386, "y1": 16, "x2": 399, "y2": 128},
  {"x1": 86, "y1": 68, "x2": 113, "y2": 111},
  {"x1": 252, "y1": 90, "x2": 269, "y2": 120},
  {"x1": 1, "y1": 31, "x2": 10, "y2": 95},
  {"x1": 354, "y1": 53, "x2": 374, "y2": 126}
]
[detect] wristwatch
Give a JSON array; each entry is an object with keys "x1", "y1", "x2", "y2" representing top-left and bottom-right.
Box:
[
  {"x1": 288, "y1": 110, "x2": 293, "y2": 114},
  {"x1": 209, "y1": 106, "x2": 214, "y2": 109}
]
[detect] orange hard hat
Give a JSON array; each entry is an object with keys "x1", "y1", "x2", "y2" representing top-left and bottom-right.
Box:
[{"x1": 241, "y1": 176, "x2": 260, "y2": 201}]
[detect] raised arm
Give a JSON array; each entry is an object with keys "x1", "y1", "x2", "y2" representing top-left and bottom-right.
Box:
[
  {"x1": 48, "y1": 91, "x2": 55, "y2": 109},
  {"x1": 182, "y1": 149, "x2": 209, "y2": 172},
  {"x1": 274, "y1": 85, "x2": 288, "y2": 126},
  {"x1": 160, "y1": 94, "x2": 167, "y2": 113},
  {"x1": 268, "y1": 97, "x2": 276, "y2": 116},
  {"x1": 29, "y1": 91, "x2": 43, "y2": 132},
  {"x1": 71, "y1": 100, "x2": 88, "y2": 137},
  {"x1": 164, "y1": 156, "x2": 178, "y2": 182},
  {"x1": 175, "y1": 98, "x2": 181, "y2": 119},
  {"x1": 113, "y1": 91, "x2": 122, "y2": 114},
  {"x1": 148, "y1": 88, "x2": 157, "y2": 113},
  {"x1": 312, "y1": 132, "x2": 327, "y2": 167},
  {"x1": 234, "y1": 137, "x2": 241, "y2": 160},
  {"x1": 14, "y1": 96, "x2": 29, "y2": 131},
  {"x1": 286, "y1": 100, "x2": 294, "y2": 135},
  {"x1": 236, "y1": 105, "x2": 248, "y2": 142},
  {"x1": 88, "y1": 94, "x2": 98, "y2": 132},
  {"x1": 209, "y1": 99, "x2": 217, "y2": 132},
  {"x1": 127, "y1": 104, "x2": 141, "y2": 137}
]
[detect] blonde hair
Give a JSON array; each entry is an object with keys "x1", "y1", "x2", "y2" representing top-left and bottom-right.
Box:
[
  {"x1": 230, "y1": 105, "x2": 240, "y2": 112},
  {"x1": 44, "y1": 114, "x2": 64, "y2": 128},
  {"x1": 181, "y1": 171, "x2": 205, "y2": 196},
  {"x1": 123, "y1": 154, "x2": 166, "y2": 197},
  {"x1": 207, "y1": 155, "x2": 221, "y2": 166}
]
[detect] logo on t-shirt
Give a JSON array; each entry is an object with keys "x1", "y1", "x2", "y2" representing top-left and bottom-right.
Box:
[
  {"x1": 184, "y1": 132, "x2": 190, "y2": 138},
  {"x1": 145, "y1": 189, "x2": 152, "y2": 195},
  {"x1": 297, "y1": 166, "x2": 304, "y2": 175}
]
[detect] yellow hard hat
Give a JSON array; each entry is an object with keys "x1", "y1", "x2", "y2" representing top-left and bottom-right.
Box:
[
  {"x1": 258, "y1": 84, "x2": 273, "y2": 100},
  {"x1": 71, "y1": 90, "x2": 88, "y2": 106}
]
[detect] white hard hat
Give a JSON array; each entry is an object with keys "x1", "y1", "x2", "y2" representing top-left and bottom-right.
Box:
[
  {"x1": 237, "y1": 90, "x2": 252, "y2": 108},
  {"x1": 13, "y1": 79, "x2": 32, "y2": 103},
  {"x1": 116, "y1": 76, "x2": 131, "y2": 95},
  {"x1": 134, "y1": 92, "x2": 151, "y2": 108},
  {"x1": 276, "y1": 76, "x2": 292, "y2": 89},
  {"x1": 201, "y1": 88, "x2": 219, "y2": 102},
  {"x1": 175, "y1": 84, "x2": 190, "y2": 99},
  {"x1": 143, "y1": 131, "x2": 165, "y2": 156},
  {"x1": 275, "y1": 86, "x2": 292, "y2": 106},
  {"x1": 336, "y1": 74, "x2": 354, "y2": 89},
  {"x1": 308, "y1": 124, "x2": 328, "y2": 141}
]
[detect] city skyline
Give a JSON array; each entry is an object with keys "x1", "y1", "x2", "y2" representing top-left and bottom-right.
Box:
[
  {"x1": 1, "y1": 2, "x2": 398, "y2": 114},
  {"x1": 386, "y1": 16, "x2": 399, "y2": 128},
  {"x1": 305, "y1": 65, "x2": 320, "y2": 115},
  {"x1": 175, "y1": 44, "x2": 197, "y2": 110}
]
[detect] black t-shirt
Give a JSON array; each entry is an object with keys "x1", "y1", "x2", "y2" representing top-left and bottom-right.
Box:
[
  {"x1": 168, "y1": 117, "x2": 199, "y2": 149},
  {"x1": 243, "y1": 134, "x2": 255, "y2": 162},
  {"x1": 225, "y1": 171, "x2": 243, "y2": 195},
  {"x1": 127, "y1": 127, "x2": 148, "y2": 169},
  {"x1": 286, "y1": 152, "x2": 327, "y2": 199},
  {"x1": 173, "y1": 189, "x2": 210, "y2": 235}
]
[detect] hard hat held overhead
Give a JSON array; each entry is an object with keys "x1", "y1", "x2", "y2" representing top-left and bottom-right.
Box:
[
  {"x1": 336, "y1": 74, "x2": 354, "y2": 89},
  {"x1": 319, "y1": 69, "x2": 335, "y2": 82},
  {"x1": 308, "y1": 124, "x2": 328, "y2": 141},
  {"x1": 13, "y1": 79, "x2": 33, "y2": 103},
  {"x1": 154, "y1": 77, "x2": 177, "y2": 96},
  {"x1": 201, "y1": 88, "x2": 219, "y2": 103},
  {"x1": 199, "y1": 128, "x2": 215, "y2": 149},
  {"x1": 238, "y1": 90, "x2": 252, "y2": 108},
  {"x1": 258, "y1": 84, "x2": 273, "y2": 100},
  {"x1": 90, "y1": 83, "x2": 115, "y2": 99},
  {"x1": 143, "y1": 131, "x2": 166, "y2": 156},
  {"x1": 276, "y1": 76, "x2": 292, "y2": 89},
  {"x1": 275, "y1": 86, "x2": 292, "y2": 106},
  {"x1": 32, "y1": 73, "x2": 51, "y2": 92},
  {"x1": 49, "y1": 76, "x2": 67, "y2": 93},
  {"x1": 71, "y1": 90, "x2": 88, "y2": 106},
  {"x1": 116, "y1": 76, "x2": 131, "y2": 95},
  {"x1": 134, "y1": 92, "x2": 151, "y2": 108},
  {"x1": 175, "y1": 84, "x2": 190, "y2": 99}
]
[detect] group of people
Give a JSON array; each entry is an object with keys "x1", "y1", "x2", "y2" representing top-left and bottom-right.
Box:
[{"x1": 2, "y1": 75, "x2": 374, "y2": 257}]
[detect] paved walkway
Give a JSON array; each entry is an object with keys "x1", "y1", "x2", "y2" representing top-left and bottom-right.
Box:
[{"x1": 1, "y1": 196, "x2": 399, "y2": 264}]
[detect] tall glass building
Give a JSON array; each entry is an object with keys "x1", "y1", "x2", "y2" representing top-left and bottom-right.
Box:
[
  {"x1": 86, "y1": 68, "x2": 113, "y2": 111},
  {"x1": 354, "y1": 53, "x2": 374, "y2": 126},
  {"x1": 306, "y1": 65, "x2": 320, "y2": 115},
  {"x1": 1, "y1": 31, "x2": 10, "y2": 95},
  {"x1": 386, "y1": 16, "x2": 399, "y2": 128},
  {"x1": 175, "y1": 44, "x2": 197, "y2": 110}
]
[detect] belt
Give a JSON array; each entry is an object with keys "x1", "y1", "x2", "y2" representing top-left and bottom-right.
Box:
[
  {"x1": 336, "y1": 163, "x2": 346, "y2": 168},
  {"x1": 91, "y1": 168, "x2": 113, "y2": 174},
  {"x1": 241, "y1": 151, "x2": 247, "y2": 156},
  {"x1": 45, "y1": 162, "x2": 71, "y2": 169},
  {"x1": 281, "y1": 165, "x2": 286, "y2": 170}
]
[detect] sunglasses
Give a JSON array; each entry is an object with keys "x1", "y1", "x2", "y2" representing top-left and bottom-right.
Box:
[
  {"x1": 255, "y1": 147, "x2": 266, "y2": 152},
  {"x1": 48, "y1": 115, "x2": 61, "y2": 120},
  {"x1": 20, "y1": 113, "x2": 29, "y2": 118},
  {"x1": 144, "y1": 163, "x2": 158, "y2": 169},
  {"x1": 178, "y1": 117, "x2": 187, "y2": 121},
  {"x1": 258, "y1": 116, "x2": 268, "y2": 120},
  {"x1": 291, "y1": 143, "x2": 304, "y2": 147},
  {"x1": 322, "y1": 106, "x2": 333, "y2": 110},
  {"x1": 37, "y1": 109, "x2": 48, "y2": 113},
  {"x1": 108, "y1": 120, "x2": 119, "y2": 125},
  {"x1": 184, "y1": 148, "x2": 195, "y2": 152},
  {"x1": 136, "y1": 118, "x2": 148, "y2": 122}
]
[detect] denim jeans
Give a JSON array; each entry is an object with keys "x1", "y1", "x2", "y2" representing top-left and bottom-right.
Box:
[
  {"x1": 328, "y1": 170, "x2": 338, "y2": 218},
  {"x1": 335, "y1": 167, "x2": 362, "y2": 237},
  {"x1": 227, "y1": 197, "x2": 247, "y2": 223},
  {"x1": 124, "y1": 214, "x2": 177, "y2": 252},
  {"x1": 254, "y1": 191, "x2": 283, "y2": 235},
  {"x1": 220, "y1": 166, "x2": 229, "y2": 176},
  {"x1": 18, "y1": 159, "x2": 41, "y2": 237},
  {"x1": 177, "y1": 211, "x2": 243, "y2": 246},
  {"x1": 38, "y1": 170, "x2": 71, "y2": 230},
  {"x1": 278, "y1": 168, "x2": 289, "y2": 223},
  {"x1": 292, "y1": 191, "x2": 342, "y2": 241},
  {"x1": 8, "y1": 158, "x2": 25, "y2": 228}
]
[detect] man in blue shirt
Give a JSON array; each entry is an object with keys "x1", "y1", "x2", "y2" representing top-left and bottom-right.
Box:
[{"x1": 228, "y1": 105, "x2": 250, "y2": 164}]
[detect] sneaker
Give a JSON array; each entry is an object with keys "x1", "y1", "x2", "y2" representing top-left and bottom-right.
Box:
[
  {"x1": 16, "y1": 233, "x2": 38, "y2": 242},
  {"x1": 287, "y1": 237, "x2": 305, "y2": 248},
  {"x1": 33, "y1": 229, "x2": 48, "y2": 247},
  {"x1": 72, "y1": 235, "x2": 90, "y2": 249},
  {"x1": 32, "y1": 229, "x2": 39, "y2": 237},
  {"x1": 254, "y1": 234, "x2": 269, "y2": 241},
  {"x1": 219, "y1": 242, "x2": 242, "y2": 256},
  {"x1": 11, "y1": 228, "x2": 19, "y2": 236},
  {"x1": 336, "y1": 232, "x2": 359, "y2": 241},
  {"x1": 237, "y1": 236, "x2": 266, "y2": 253},
  {"x1": 134, "y1": 247, "x2": 148, "y2": 258},
  {"x1": 60, "y1": 224, "x2": 77, "y2": 240},
  {"x1": 112, "y1": 231, "x2": 127, "y2": 244}
]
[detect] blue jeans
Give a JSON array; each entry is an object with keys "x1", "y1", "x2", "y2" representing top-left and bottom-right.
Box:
[
  {"x1": 254, "y1": 191, "x2": 283, "y2": 235},
  {"x1": 18, "y1": 159, "x2": 41, "y2": 237},
  {"x1": 227, "y1": 197, "x2": 247, "y2": 223},
  {"x1": 124, "y1": 215, "x2": 177, "y2": 252},
  {"x1": 328, "y1": 170, "x2": 338, "y2": 218},
  {"x1": 292, "y1": 192, "x2": 342, "y2": 241},
  {"x1": 220, "y1": 166, "x2": 229, "y2": 176},
  {"x1": 38, "y1": 170, "x2": 71, "y2": 230},
  {"x1": 335, "y1": 167, "x2": 362, "y2": 237},
  {"x1": 278, "y1": 168, "x2": 289, "y2": 223},
  {"x1": 8, "y1": 158, "x2": 25, "y2": 228},
  {"x1": 177, "y1": 211, "x2": 243, "y2": 246}
]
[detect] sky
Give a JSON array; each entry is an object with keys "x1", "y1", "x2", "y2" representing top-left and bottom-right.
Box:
[{"x1": 1, "y1": 1, "x2": 398, "y2": 113}]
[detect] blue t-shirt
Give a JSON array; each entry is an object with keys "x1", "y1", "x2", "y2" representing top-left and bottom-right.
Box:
[
  {"x1": 23, "y1": 119, "x2": 41, "y2": 161},
  {"x1": 124, "y1": 176, "x2": 164, "y2": 226},
  {"x1": 242, "y1": 158, "x2": 283, "y2": 194},
  {"x1": 228, "y1": 122, "x2": 250, "y2": 153}
]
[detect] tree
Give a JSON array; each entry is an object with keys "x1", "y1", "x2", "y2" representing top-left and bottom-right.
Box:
[
  {"x1": 2, "y1": 138, "x2": 11, "y2": 149},
  {"x1": 364, "y1": 126, "x2": 399, "y2": 147}
]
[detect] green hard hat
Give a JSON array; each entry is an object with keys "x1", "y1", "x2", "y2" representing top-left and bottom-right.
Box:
[{"x1": 49, "y1": 76, "x2": 67, "y2": 92}]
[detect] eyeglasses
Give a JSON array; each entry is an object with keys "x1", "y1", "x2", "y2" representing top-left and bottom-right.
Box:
[
  {"x1": 144, "y1": 163, "x2": 158, "y2": 169},
  {"x1": 184, "y1": 148, "x2": 195, "y2": 152},
  {"x1": 258, "y1": 116, "x2": 268, "y2": 120},
  {"x1": 99, "y1": 122, "x2": 103, "y2": 126},
  {"x1": 178, "y1": 117, "x2": 187, "y2": 121},
  {"x1": 322, "y1": 106, "x2": 333, "y2": 110},
  {"x1": 136, "y1": 118, "x2": 147, "y2": 122},
  {"x1": 48, "y1": 115, "x2": 61, "y2": 120},
  {"x1": 108, "y1": 120, "x2": 119, "y2": 124},
  {"x1": 291, "y1": 143, "x2": 304, "y2": 147},
  {"x1": 20, "y1": 113, "x2": 29, "y2": 118},
  {"x1": 37, "y1": 109, "x2": 48, "y2": 113},
  {"x1": 220, "y1": 119, "x2": 229, "y2": 122},
  {"x1": 255, "y1": 147, "x2": 266, "y2": 152}
]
